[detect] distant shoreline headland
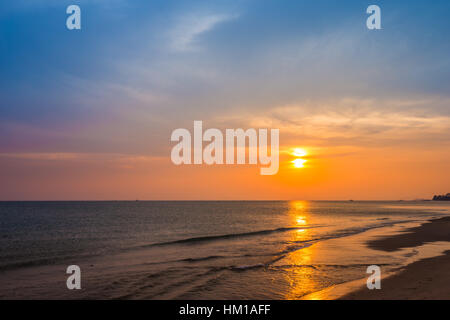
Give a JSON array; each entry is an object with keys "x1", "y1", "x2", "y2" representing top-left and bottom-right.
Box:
[{"x1": 432, "y1": 193, "x2": 450, "y2": 201}]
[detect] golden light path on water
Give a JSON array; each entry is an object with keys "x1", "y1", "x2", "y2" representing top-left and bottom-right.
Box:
[
  {"x1": 283, "y1": 201, "x2": 319, "y2": 299},
  {"x1": 283, "y1": 201, "x2": 372, "y2": 300}
]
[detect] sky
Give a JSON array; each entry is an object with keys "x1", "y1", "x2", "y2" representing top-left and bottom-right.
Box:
[{"x1": 0, "y1": 0, "x2": 449, "y2": 200}]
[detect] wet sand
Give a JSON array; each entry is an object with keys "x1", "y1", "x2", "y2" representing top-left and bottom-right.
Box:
[{"x1": 342, "y1": 217, "x2": 450, "y2": 300}]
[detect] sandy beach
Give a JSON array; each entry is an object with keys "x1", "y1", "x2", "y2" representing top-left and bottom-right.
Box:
[{"x1": 342, "y1": 217, "x2": 450, "y2": 299}]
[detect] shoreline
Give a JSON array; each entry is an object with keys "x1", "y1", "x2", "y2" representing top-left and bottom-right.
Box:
[
  {"x1": 340, "y1": 217, "x2": 450, "y2": 299},
  {"x1": 341, "y1": 251, "x2": 450, "y2": 299}
]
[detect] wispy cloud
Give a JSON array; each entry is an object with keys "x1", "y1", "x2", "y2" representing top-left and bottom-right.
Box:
[
  {"x1": 169, "y1": 12, "x2": 239, "y2": 52},
  {"x1": 0, "y1": 152, "x2": 163, "y2": 169},
  {"x1": 212, "y1": 96, "x2": 450, "y2": 148},
  {"x1": 0, "y1": 153, "x2": 84, "y2": 161}
]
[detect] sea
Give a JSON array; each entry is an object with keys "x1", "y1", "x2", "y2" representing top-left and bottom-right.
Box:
[{"x1": 0, "y1": 201, "x2": 449, "y2": 299}]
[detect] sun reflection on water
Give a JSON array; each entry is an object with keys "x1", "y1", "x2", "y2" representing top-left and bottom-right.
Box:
[
  {"x1": 282, "y1": 201, "x2": 321, "y2": 299},
  {"x1": 289, "y1": 200, "x2": 309, "y2": 227}
]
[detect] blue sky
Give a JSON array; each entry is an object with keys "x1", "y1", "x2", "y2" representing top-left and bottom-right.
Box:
[{"x1": 1, "y1": 1, "x2": 449, "y2": 130}]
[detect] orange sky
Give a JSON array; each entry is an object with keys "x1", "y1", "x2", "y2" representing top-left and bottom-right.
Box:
[{"x1": 1, "y1": 140, "x2": 449, "y2": 200}]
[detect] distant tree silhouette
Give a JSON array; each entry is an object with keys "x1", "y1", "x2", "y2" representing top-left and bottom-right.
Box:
[{"x1": 433, "y1": 193, "x2": 450, "y2": 201}]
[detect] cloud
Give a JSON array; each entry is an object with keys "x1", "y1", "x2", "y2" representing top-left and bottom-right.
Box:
[
  {"x1": 0, "y1": 153, "x2": 84, "y2": 161},
  {"x1": 0, "y1": 152, "x2": 163, "y2": 169},
  {"x1": 211, "y1": 96, "x2": 450, "y2": 148},
  {"x1": 169, "y1": 12, "x2": 239, "y2": 52}
]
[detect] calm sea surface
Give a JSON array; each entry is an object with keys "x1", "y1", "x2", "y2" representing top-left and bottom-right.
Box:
[{"x1": 0, "y1": 201, "x2": 449, "y2": 299}]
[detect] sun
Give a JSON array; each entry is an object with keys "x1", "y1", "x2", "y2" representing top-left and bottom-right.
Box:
[
  {"x1": 293, "y1": 148, "x2": 307, "y2": 157},
  {"x1": 291, "y1": 148, "x2": 308, "y2": 168}
]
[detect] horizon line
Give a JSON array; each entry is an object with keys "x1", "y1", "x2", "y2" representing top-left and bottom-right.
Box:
[{"x1": 0, "y1": 199, "x2": 434, "y2": 202}]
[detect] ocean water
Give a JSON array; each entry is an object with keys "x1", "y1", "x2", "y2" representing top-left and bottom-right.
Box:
[{"x1": 0, "y1": 201, "x2": 449, "y2": 299}]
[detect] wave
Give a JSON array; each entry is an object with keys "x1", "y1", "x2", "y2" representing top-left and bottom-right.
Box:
[
  {"x1": 180, "y1": 255, "x2": 224, "y2": 263},
  {"x1": 230, "y1": 263, "x2": 265, "y2": 271},
  {"x1": 286, "y1": 219, "x2": 425, "y2": 246},
  {"x1": 226, "y1": 220, "x2": 425, "y2": 272},
  {"x1": 0, "y1": 258, "x2": 58, "y2": 272},
  {"x1": 0, "y1": 252, "x2": 97, "y2": 272},
  {"x1": 142, "y1": 226, "x2": 322, "y2": 248},
  {"x1": 144, "y1": 218, "x2": 423, "y2": 250},
  {"x1": 229, "y1": 242, "x2": 315, "y2": 271}
]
